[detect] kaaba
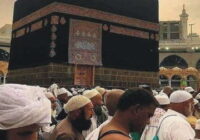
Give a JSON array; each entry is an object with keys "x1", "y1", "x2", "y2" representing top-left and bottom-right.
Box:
[{"x1": 8, "y1": 0, "x2": 159, "y2": 88}]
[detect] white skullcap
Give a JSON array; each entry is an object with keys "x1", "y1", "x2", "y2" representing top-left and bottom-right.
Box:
[
  {"x1": 95, "y1": 86, "x2": 106, "y2": 95},
  {"x1": 195, "y1": 93, "x2": 200, "y2": 100},
  {"x1": 194, "y1": 99, "x2": 199, "y2": 105},
  {"x1": 57, "y1": 88, "x2": 73, "y2": 96},
  {"x1": 184, "y1": 87, "x2": 195, "y2": 93},
  {"x1": 45, "y1": 92, "x2": 55, "y2": 99},
  {"x1": 170, "y1": 90, "x2": 193, "y2": 103},
  {"x1": 64, "y1": 95, "x2": 91, "y2": 112},
  {"x1": 0, "y1": 84, "x2": 51, "y2": 130},
  {"x1": 155, "y1": 94, "x2": 170, "y2": 105},
  {"x1": 83, "y1": 89, "x2": 100, "y2": 99}
]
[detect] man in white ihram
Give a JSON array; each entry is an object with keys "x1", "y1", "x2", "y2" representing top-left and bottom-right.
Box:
[
  {"x1": 156, "y1": 90, "x2": 195, "y2": 140},
  {"x1": 140, "y1": 94, "x2": 170, "y2": 140}
]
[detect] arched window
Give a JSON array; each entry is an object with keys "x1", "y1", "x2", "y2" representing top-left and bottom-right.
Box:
[
  {"x1": 0, "y1": 49, "x2": 9, "y2": 61},
  {"x1": 187, "y1": 75, "x2": 197, "y2": 90},
  {"x1": 171, "y1": 75, "x2": 181, "y2": 89},
  {"x1": 160, "y1": 55, "x2": 188, "y2": 69},
  {"x1": 159, "y1": 75, "x2": 169, "y2": 87},
  {"x1": 196, "y1": 59, "x2": 200, "y2": 70}
]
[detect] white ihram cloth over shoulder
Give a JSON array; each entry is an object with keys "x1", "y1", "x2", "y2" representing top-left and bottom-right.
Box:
[
  {"x1": 85, "y1": 116, "x2": 112, "y2": 140},
  {"x1": 0, "y1": 84, "x2": 51, "y2": 130},
  {"x1": 140, "y1": 108, "x2": 166, "y2": 140},
  {"x1": 157, "y1": 109, "x2": 195, "y2": 140}
]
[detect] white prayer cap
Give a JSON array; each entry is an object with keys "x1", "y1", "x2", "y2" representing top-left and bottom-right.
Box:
[
  {"x1": 184, "y1": 87, "x2": 195, "y2": 93},
  {"x1": 194, "y1": 99, "x2": 199, "y2": 105},
  {"x1": 195, "y1": 93, "x2": 200, "y2": 100},
  {"x1": 45, "y1": 92, "x2": 55, "y2": 99},
  {"x1": 170, "y1": 90, "x2": 193, "y2": 103},
  {"x1": 57, "y1": 88, "x2": 73, "y2": 96},
  {"x1": 95, "y1": 86, "x2": 106, "y2": 95},
  {"x1": 83, "y1": 89, "x2": 100, "y2": 99},
  {"x1": 64, "y1": 95, "x2": 91, "y2": 112},
  {"x1": 155, "y1": 94, "x2": 170, "y2": 105},
  {"x1": 0, "y1": 84, "x2": 51, "y2": 130}
]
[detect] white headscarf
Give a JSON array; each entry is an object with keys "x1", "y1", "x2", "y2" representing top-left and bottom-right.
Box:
[{"x1": 0, "y1": 84, "x2": 51, "y2": 130}]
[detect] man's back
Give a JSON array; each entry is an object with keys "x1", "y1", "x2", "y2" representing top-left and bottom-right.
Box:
[
  {"x1": 157, "y1": 109, "x2": 195, "y2": 140},
  {"x1": 98, "y1": 128, "x2": 131, "y2": 140},
  {"x1": 141, "y1": 107, "x2": 166, "y2": 140}
]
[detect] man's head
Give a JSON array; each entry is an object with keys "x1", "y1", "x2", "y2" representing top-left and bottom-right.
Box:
[
  {"x1": 184, "y1": 87, "x2": 195, "y2": 95},
  {"x1": 0, "y1": 84, "x2": 51, "y2": 140},
  {"x1": 83, "y1": 89, "x2": 103, "y2": 106},
  {"x1": 83, "y1": 89, "x2": 104, "y2": 117},
  {"x1": 155, "y1": 94, "x2": 170, "y2": 111},
  {"x1": 57, "y1": 88, "x2": 72, "y2": 104},
  {"x1": 64, "y1": 95, "x2": 93, "y2": 132},
  {"x1": 95, "y1": 86, "x2": 106, "y2": 96},
  {"x1": 116, "y1": 88, "x2": 158, "y2": 133},
  {"x1": 163, "y1": 86, "x2": 173, "y2": 97},
  {"x1": 170, "y1": 90, "x2": 194, "y2": 117},
  {"x1": 105, "y1": 89, "x2": 125, "y2": 116}
]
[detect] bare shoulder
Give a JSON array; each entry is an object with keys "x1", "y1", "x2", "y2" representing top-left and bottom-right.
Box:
[{"x1": 100, "y1": 133, "x2": 131, "y2": 140}]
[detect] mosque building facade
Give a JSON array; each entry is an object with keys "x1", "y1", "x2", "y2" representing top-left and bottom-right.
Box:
[{"x1": 159, "y1": 5, "x2": 200, "y2": 90}]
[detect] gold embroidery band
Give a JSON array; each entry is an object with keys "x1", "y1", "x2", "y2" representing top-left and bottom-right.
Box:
[
  {"x1": 13, "y1": 2, "x2": 159, "y2": 32},
  {"x1": 31, "y1": 20, "x2": 43, "y2": 32},
  {"x1": 16, "y1": 28, "x2": 25, "y2": 38},
  {"x1": 110, "y1": 25, "x2": 149, "y2": 39}
]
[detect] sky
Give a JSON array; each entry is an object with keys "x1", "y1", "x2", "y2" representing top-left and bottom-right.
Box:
[
  {"x1": 0, "y1": 0, "x2": 200, "y2": 34},
  {"x1": 159, "y1": 0, "x2": 200, "y2": 35}
]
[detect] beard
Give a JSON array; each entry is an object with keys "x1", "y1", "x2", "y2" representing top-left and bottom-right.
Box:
[
  {"x1": 94, "y1": 105, "x2": 103, "y2": 116},
  {"x1": 71, "y1": 110, "x2": 92, "y2": 132}
]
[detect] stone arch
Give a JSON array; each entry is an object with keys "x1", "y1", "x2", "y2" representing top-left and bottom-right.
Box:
[
  {"x1": 160, "y1": 55, "x2": 188, "y2": 69},
  {"x1": 159, "y1": 74, "x2": 169, "y2": 87},
  {"x1": 196, "y1": 59, "x2": 200, "y2": 70},
  {"x1": 0, "y1": 49, "x2": 9, "y2": 61},
  {"x1": 171, "y1": 75, "x2": 182, "y2": 89},
  {"x1": 187, "y1": 75, "x2": 198, "y2": 90}
]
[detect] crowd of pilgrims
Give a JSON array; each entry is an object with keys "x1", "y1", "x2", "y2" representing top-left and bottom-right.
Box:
[{"x1": 1, "y1": 83, "x2": 200, "y2": 140}]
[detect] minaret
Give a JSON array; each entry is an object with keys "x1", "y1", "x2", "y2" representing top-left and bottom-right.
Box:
[{"x1": 180, "y1": 4, "x2": 189, "y2": 40}]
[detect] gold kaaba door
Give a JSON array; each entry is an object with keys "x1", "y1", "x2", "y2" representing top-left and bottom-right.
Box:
[{"x1": 74, "y1": 65, "x2": 94, "y2": 87}]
